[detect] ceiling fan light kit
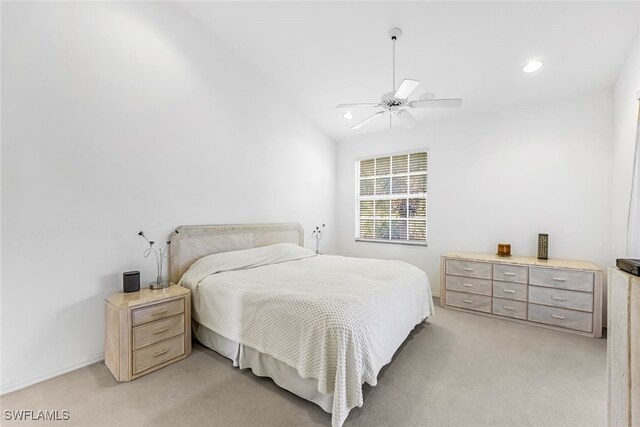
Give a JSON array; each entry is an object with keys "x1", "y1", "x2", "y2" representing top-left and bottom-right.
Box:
[
  {"x1": 337, "y1": 27, "x2": 463, "y2": 130},
  {"x1": 523, "y1": 59, "x2": 544, "y2": 73}
]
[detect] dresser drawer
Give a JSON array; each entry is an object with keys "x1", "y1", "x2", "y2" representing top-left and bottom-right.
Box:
[
  {"x1": 446, "y1": 275, "x2": 492, "y2": 296},
  {"x1": 446, "y1": 259, "x2": 492, "y2": 279},
  {"x1": 529, "y1": 267, "x2": 594, "y2": 293},
  {"x1": 492, "y1": 298, "x2": 527, "y2": 320},
  {"x1": 132, "y1": 299, "x2": 184, "y2": 326},
  {"x1": 493, "y1": 264, "x2": 528, "y2": 284},
  {"x1": 493, "y1": 281, "x2": 527, "y2": 301},
  {"x1": 133, "y1": 314, "x2": 184, "y2": 350},
  {"x1": 133, "y1": 334, "x2": 185, "y2": 375},
  {"x1": 445, "y1": 291, "x2": 491, "y2": 313},
  {"x1": 528, "y1": 286, "x2": 593, "y2": 313},
  {"x1": 528, "y1": 304, "x2": 592, "y2": 333}
]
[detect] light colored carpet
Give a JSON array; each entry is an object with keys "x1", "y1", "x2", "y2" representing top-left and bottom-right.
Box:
[{"x1": 0, "y1": 304, "x2": 606, "y2": 426}]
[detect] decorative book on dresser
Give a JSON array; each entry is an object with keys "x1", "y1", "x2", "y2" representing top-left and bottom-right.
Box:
[
  {"x1": 105, "y1": 285, "x2": 192, "y2": 382},
  {"x1": 440, "y1": 252, "x2": 603, "y2": 338}
]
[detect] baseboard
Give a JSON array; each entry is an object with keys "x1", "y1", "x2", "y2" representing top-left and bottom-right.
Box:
[{"x1": 0, "y1": 353, "x2": 104, "y2": 396}]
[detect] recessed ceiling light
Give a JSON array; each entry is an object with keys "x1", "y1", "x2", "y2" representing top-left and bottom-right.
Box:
[
  {"x1": 522, "y1": 59, "x2": 543, "y2": 73},
  {"x1": 343, "y1": 111, "x2": 354, "y2": 120}
]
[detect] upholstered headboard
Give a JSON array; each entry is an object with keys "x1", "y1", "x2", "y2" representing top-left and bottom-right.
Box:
[{"x1": 168, "y1": 223, "x2": 304, "y2": 284}]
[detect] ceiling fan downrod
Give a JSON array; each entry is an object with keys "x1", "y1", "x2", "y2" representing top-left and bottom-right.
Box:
[
  {"x1": 389, "y1": 28, "x2": 402, "y2": 92},
  {"x1": 389, "y1": 28, "x2": 402, "y2": 127}
]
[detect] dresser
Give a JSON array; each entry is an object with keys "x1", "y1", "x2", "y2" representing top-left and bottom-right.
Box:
[
  {"x1": 440, "y1": 252, "x2": 603, "y2": 338},
  {"x1": 105, "y1": 285, "x2": 191, "y2": 382},
  {"x1": 608, "y1": 267, "x2": 640, "y2": 426}
]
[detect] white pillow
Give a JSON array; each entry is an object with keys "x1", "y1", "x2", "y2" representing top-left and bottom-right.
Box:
[{"x1": 178, "y1": 243, "x2": 315, "y2": 289}]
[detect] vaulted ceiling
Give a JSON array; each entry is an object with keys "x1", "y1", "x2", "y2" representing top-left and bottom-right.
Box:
[{"x1": 181, "y1": 1, "x2": 639, "y2": 141}]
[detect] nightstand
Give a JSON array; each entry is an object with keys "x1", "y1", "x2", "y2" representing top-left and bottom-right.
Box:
[{"x1": 104, "y1": 285, "x2": 191, "y2": 382}]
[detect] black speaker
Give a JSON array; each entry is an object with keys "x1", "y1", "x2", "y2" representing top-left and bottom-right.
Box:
[{"x1": 123, "y1": 271, "x2": 140, "y2": 293}]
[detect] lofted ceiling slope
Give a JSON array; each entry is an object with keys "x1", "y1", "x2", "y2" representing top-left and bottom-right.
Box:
[{"x1": 181, "y1": 1, "x2": 639, "y2": 141}]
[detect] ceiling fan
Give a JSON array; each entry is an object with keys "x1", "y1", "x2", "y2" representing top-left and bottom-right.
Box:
[{"x1": 337, "y1": 28, "x2": 463, "y2": 130}]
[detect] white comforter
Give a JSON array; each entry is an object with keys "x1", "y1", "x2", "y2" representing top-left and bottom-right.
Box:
[{"x1": 178, "y1": 244, "x2": 433, "y2": 427}]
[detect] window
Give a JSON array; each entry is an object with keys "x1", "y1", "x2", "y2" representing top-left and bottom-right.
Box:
[{"x1": 356, "y1": 151, "x2": 428, "y2": 245}]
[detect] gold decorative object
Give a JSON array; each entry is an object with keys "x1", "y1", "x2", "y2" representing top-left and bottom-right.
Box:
[{"x1": 497, "y1": 243, "x2": 511, "y2": 257}]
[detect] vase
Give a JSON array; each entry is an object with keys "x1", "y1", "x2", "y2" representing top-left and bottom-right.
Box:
[{"x1": 151, "y1": 275, "x2": 169, "y2": 290}]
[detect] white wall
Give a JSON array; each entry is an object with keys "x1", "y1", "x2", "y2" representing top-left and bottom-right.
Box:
[
  {"x1": 337, "y1": 90, "x2": 613, "y2": 296},
  {"x1": 0, "y1": 2, "x2": 336, "y2": 393},
  {"x1": 612, "y1": 32, "x2": 640, "y2": 261}
]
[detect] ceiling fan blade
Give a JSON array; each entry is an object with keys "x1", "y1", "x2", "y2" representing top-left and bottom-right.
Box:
[
  {"x1": 351, "y1": 111, "x2": 385, "y2": 130},
  {"x1": 336, "y1": 103, "x2": 381, "y2": 108},
  {"x1": 396, "y1": 110, "x2": 419, "y2": 129},
  {"x1": 409, "y1": 98, "x2": 463, "y2": 108},
  {"x1": 394, "y1": 79, "x2": 420, "y2": 99}
]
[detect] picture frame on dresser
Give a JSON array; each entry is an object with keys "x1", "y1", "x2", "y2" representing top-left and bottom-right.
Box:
[{"x1": 440, "y1": 252, "x2": 603, "y2": 338}]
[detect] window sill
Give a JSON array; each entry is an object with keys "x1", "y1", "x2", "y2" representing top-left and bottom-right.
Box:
[{"x1": 355, "y1": 239, "x2": 428, "y2": 247}]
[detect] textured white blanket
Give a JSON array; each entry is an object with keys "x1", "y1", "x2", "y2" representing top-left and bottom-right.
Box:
[{"x1": 179, "y1": 244, "x2": 433, "y2": 427}]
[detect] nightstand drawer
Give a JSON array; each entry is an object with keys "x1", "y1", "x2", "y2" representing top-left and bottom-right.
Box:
[
  {"x1": 132, "y1": 299, "x2": 184, "y2": 326},
  {"x1": 529, "y1": 267, "x2": 594, "y2": 292},
  {"x1": 133, "y1": 314, "x2": 184, "y2": 350},
  {"x1": 445, "y1": 275, "x2": 492, "y2": 296},
  {"x1": 446, "y1": 259, "x2": 492, "y2": 279},
  {"x1": 133, "y1": 334, "x2": 184, "y2": 375}
]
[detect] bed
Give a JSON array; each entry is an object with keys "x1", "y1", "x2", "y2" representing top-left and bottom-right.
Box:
[{"x1": 169, "y1": 223, "x2": 434, "y2": 427}]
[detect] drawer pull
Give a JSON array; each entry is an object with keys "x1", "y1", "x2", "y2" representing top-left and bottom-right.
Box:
[
  {"x1": 551, "y1": 296, "x2": 567, "y2": 301},
  {"x1": 152, "y1": 327, "x2": 169, "y2": 334},
  {"x1": 551, "y1": 314, "x2": 566, "y2": 320},
  {"x1": 152, "y1": 308, "x2": 169, "y2": 316},
  {"x1": 503, "y1": 272, "x2": 516, "y2": 276},
  {"x1": 503, "y1": 289, "x2": 516, "y2": 294},
  {"x1": 462, "y1": 299, "x2": 473, "y2": 303},
  {"x1": 502, "y1": 305, "x2": 516, "y2": 311},
  {"x1": 463, "y1": 267, "x2": 474, "y2": 272},
  {"x1": 462, "y1": 283, "x2": 473, "y2": 287},
  {"x1": 153, "y1": 349, "x2": 169, "y2": 357},
  {"x1": 552, "y1": 277, "x2": 566, "y2": 282}
]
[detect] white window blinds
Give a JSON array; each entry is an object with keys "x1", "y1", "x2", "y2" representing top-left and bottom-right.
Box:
[{"x1": 356, "y1": 151, "x2": 428, "y2": 244}]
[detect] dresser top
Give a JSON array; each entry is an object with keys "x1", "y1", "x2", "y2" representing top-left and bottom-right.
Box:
[
  {"x1": 106, "y1": 285, "x2": 190, "y2": 309},
  {"x1": 444, "y1": 252, "x2": 601, "y2": 272}
]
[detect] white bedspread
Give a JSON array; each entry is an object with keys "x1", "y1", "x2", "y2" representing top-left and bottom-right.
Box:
[{"x1": 179, "y1": 244, "x2": 433, "y2": 427}]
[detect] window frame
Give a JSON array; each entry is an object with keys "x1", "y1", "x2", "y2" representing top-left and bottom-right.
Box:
[{"x1": 354, "y1": 149, "x2": 429, "y2": 246}]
